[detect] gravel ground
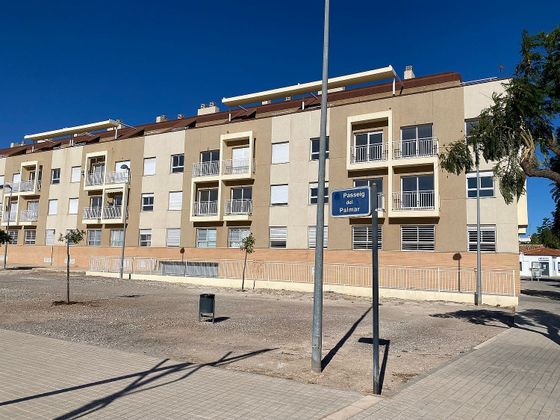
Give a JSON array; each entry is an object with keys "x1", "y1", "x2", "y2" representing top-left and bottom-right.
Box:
[{"x1": 0, "y1": 270, "x2": 509, "y2": 394}]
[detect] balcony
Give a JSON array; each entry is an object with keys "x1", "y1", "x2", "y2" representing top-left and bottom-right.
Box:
[
  {"x1": 193, "y1": 201, "x2": 218, "y2": 217},
  {"x1": 18, "y1": 180, "x2": 40, "y2": 194},
  {"x1": 225, "y1": 199, "x2": 252, "y2": 216},
  {"x1": 392, "y1": 191, "x2": 435, "y2": 211},
  {"x1": 192, "y1": 161, "x2": 220, "y2": 178},
  {"x1": 19, "y1": 209, "x2": 38, "y2": 223},
  {"x1": 2, "y1": 212, "x2": 17, "y2": 224},
  {"x1": 222, "y1": 159, "x2": 251, "y2": 176},
  {"x1": 105, "y1": 171, "x2": 129, "y2": 185},
  {"x1": 350, "y1": 144, "x2": 387, "y2": 164},
  {"x1": 83, "y1": 207, "x2": 102, "y2": 220},
  {"x1": 102, "y1": 206, "x2": 123, "y2": 220},
  {"x1": 393, "y1": 137, "x2": 438, "y2": 159},
  {"x1": 85, "y1": 173, "x2": 104, "y2": 187}
]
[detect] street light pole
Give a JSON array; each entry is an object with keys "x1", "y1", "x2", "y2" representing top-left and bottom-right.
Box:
[
  {"x1": 311, "y1": 0, "x2": 330, "y2": 374},
  {"x1": 475, "y1": 150, "x2": 482, "y2": 305},
  {"x1": 119, "y1": 165, "x2": 131, "y2": 279},
  {"x1": 3, "y1": 184, "x2": 13, "y2": 270}
]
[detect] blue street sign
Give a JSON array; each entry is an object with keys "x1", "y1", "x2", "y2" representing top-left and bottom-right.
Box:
[{"x1": 330, "y1": 186, "x2": 371, "y2": 217}]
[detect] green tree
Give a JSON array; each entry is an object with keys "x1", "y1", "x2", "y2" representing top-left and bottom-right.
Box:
[
  {"x1": 58, "y1": 229, "x2": 85, "y2": 304},
  {"x1": 0, "y1": 230, "x2": 11, "y2": 245},
  {"x1": 440, "y1": 27, "x2": 560, "y2": 204},
  {"x1": 239, "y1": 232, "x2": 255, "y2": 291},
  {"x1": 530, "y1": 217, "x2": 560, "y2": 248}
]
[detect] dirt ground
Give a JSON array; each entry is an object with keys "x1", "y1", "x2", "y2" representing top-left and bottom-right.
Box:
[{"x1": 0, "y1": 269, "x2": 510, "y2": 394}]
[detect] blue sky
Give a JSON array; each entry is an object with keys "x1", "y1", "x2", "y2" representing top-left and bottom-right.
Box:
[{"x1": 0, "y1": 0, "x2": 557, "y2": 233}]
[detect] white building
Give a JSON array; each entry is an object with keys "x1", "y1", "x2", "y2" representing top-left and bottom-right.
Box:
[{"x1": 519, "y1": 246, "x2": 560, "y2": 278}]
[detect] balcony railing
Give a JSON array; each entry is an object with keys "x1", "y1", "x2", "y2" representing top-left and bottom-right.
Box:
[
  {"x1": 19, "y1": 209, "x2": 38, "y2": 222},
  {"x1": 86, "y1": 172, "x2": 104, "y2": 186},
  {"x1": 193, "y1": 201, "x2": 218, "y2": 216},
  {"x1": 350, "y1": 144, "x2": 387, "y2": 163},
  {"x1": 225, "y1": 199, "x2": 253, "y2": 215},
  {"x1": 393, "y1": 137, "x2": 438, "y2": 159},
  {"x1": 222, "y1": 159, "x2": 251, "y2": 176},
  {"x1": 18, "y1": 180, "x2": 39, "y2": 193},
  {"x1": 392, "y1": 191, "x2": 435, "y2": 210},
  {"x1": 105, "y1": 171, "x2": 129, "y2": 185},
  {"x1": 192, "y1": 161, "x2": 220, "y2": 177},
  {"x1": 83, "y1": 207, "x2": 102, "y2": 220},
  {"x1": 103, "y1": 206, "x2": 123, "y2": 219},
  {"x1": 2, "y1": 212, "x2": 17, "y2": 223}
]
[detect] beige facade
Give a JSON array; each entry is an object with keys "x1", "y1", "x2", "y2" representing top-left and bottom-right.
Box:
[{"x1": 0, "y1": 71, "x2": 526, "y2": 273}]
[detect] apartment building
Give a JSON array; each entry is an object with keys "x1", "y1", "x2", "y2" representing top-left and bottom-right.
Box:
[{"x1": 0, "y1": 65, "x2": 527, "y2": 274}]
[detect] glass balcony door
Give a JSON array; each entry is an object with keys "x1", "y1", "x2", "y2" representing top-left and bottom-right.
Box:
[
  {"x1": 401, "y1": 175, "x2": 434, "y2": 209},
  {"x1": 354, "y1": 131, "x2": 384, "y2": 162}
]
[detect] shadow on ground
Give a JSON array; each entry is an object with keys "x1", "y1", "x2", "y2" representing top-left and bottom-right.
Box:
[
  {"x1": 0, "y1": 348, "x2": 274, "y2": 419},
  {"x1": 521, "y1": 289, "x2": 560, "y2": 301}
]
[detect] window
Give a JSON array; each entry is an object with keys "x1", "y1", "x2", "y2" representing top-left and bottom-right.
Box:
[
  {"x1": 24, "y1": 229, "x2": 36, "y2": 245},
  {"x1": 467, "y1": 225, "x2": 496, "y2": 252},
  {"x1": 353, "y1": 131, "x2": 384, "y2": 161},
  {"x1": 400, "y1": 124, "x2": 434, "y2": 157},
  {"x1": 110, "y1": 229, "x2": 124, "y2": 247},
  {"x1": 166, "y1": 228, "x2": 181, "y2": 247},
  {"x1": 196, "y1": 228, "x2": 216, "y2": 248},
  {"x1": 70, "y1": 166, "x2": 81, "y2": 183},
  {"x1": 87, "y1": 229, "x2": 102, "y2": 246},
  {"x1": 143, "y1": 157, "x2": 156, "y2": 176},
  {"x1": 48, "y1": 199, "x2": 58, "y2": 215},
  {"x1": 401, "y1": 175, "x2": 435, "y2": 208},
  {"x1": 269, "y1": 226, "x2": 287, "y2": 248},
  {"x1": 352, "y1": 226, "x2": 382, "y2": 250},
  {"x1": 270, "y1": 184, "x2": 288, "y2": 206},
  {"x1": 8, "y1": 230, "x2": 18, "y2": 244},
  {"x1": 168, "y1": 191, "x2": 183, "y2": 210},
  {"x1": 51, "y1": 168, "x2": 61, "y2": 184},
  {"x1": 68, "y1": 198, "x2": 79, "y2": 215},
  {"x1": 310, "y1": 137, "x2": 329, "y2": 160},
  {"x1": 200, "y1": 150, "x2": 220, "y2": 162},
  {"x1": 45, "y1": 229, "x2": 56, "y2": 245},
  {"x1": 354, "y1": 178, "x2": 383, "y2": 209},
  {"x1": 12, "y1": 173, "x2": 21, "y2": 183},
  {"x1": 142, "y1": 193, "x2": 154, "y2": 211},
  {"x1": 308, "y1": 226, "x2": 328, "y2": 248},
  {"x1": 467, "y1": 172, "x2": 494, "y2": 198},
  {"x1": 401, "y1": 225, "x2": 435, "y2": 251},
  {"x1": 0, "y1": 175, "x2": 4, "y2": 186},
  {"x1": 139, "y1": 229, "x2": 152, "y2": 247},
  {"x1": 309, "y1": 182, "x2": 329, "y2": 204},
  {"x1": 272, "y1": 142, "x2": 290, "y2": 164},
  {"x1": 465, "y1": 118, "x2": 479, "y2": 138},
  {"x1": 228, "y1": 228, "x2": 250, "y2": 248},
  {"x1": 171, "y1": 154, "x2": 184, "y2": 173}
]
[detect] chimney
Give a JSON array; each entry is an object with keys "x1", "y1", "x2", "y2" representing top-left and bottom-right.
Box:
[
  {"x1": 177, "y1": 113, "x2": 185, "y2": 119},
  {"x1": 155, "y1": 115, "x2": 168, "y2": 123},
  {"x1": 197, "y1": 103, "x2": 220, "y2": 116},
  {"x1": 404, "y1": 65, "x2": 415, "y2": 80}
]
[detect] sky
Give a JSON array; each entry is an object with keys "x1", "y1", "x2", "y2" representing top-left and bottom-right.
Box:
[{"x1": 0, "y1": 0, "x2": 558, "y2": 234}]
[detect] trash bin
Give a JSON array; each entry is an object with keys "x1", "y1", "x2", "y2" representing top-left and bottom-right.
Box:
[{"x1": 199, "y1": 293, "x2": 215, "y2": 323}]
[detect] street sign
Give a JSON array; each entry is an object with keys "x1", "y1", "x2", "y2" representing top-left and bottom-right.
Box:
[{"x1": 330, "y1": 186, "x2": 371, "y2": 218}]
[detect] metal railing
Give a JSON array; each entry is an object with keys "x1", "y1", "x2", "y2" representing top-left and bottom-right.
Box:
[
  {"x1": 85, "y1": 172, "x2": 104, "y2": 186},
  {"x1": 89, "y1": 256, "x2": 518, "y2": 297},
  {"x1": 105, "y1": 171, "x2": 129, "y2": 185},
  {"x1": 83, "y1": 207, "x2": 102, "y2": 220},
  {"x1": 392, "y1": 191, "x2": 435, "y2": 210},
  {"x1": 102, "y1": 206, "x2": 123, "y2": 219},
  {"x1": 18, "y1": 180, "x2": 37, "y2": 192},
  {"x1": 222, "y1": 159, "x2": 251, "y2": 176},
  {"x1": 393, "y1": 137, "x2": 438, "y2": 159},
  {"x1": 192, "y1": 161, "x2": 220, "y2": 177},
  {"x1": 225, "y1": 199, "x2": 252, "y2": 215},
  {"x1": 193, "y1": 201, "x2": 218, "y2": 216},
  {"x1": 350, "y1": 144, "x2": 387, "y2": 163},
  {"x1": 19, "y1": 209, "x2": 38, "y2": 222},
  {"x1": 2, "y1": 211, "x2": 17, "y2": 223}
]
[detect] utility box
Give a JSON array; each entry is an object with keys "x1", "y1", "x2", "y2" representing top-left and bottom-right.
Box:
[{"x1": 199, "y1": 293, "x2": 215, "y2": 323}]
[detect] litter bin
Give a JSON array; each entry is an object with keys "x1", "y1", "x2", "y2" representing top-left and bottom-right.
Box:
[{"x1": 199, "y1": 293, "x2": 215, "y2": 323}]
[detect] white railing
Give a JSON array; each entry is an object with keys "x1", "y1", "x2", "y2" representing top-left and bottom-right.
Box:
[
  {"x1": 83, "y1": 207, "x2": 102, "y2": 220},
  {"x1": 392, "y1": 191, "x2": 435, "y2": 210},
  {"x1": 7, "y1": 183, "x2": 20, "y2": 193},
  {"x1": 105, "y1": 171, "x2": 129, "y2": 185},
  {"x1": 86, "y1": 172, "x2": 104, "y2": 186},
  {"x1": 19, "y1": 209, "x2": 38, "y2": 222},
  {"x1": 193, "y1": 201, "x2": 218, "y2": 216},
  {"x1": 350, "y1": 144, "x2": 387, "y2": 163},
  {"x1": 88, "y1": 257, "x2": 518, "y2": 297},
  {"x1": 225, "y1": 199, "x2": 253, "y2": 215},
  {"x1": 222, "y1": 159, "x2": 251, "y2": 176},
  {"x1": 192, "y1": 161, "x2": 220, "y2": 177},
  {"x1": 18, "y1": 180, "x2": 36, "y2": 192},
  {"x1": 102, "y1": 206, "x2": 122, "y2": 219},
  {"x1": 393, "y1": 137, "x2": 438, "y2": 159},
  {"x1": 2, "y1": 211, "x2": 17, "y2": 223}
]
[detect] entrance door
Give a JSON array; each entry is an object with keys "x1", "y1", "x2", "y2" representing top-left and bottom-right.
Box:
[{"x1": 540, "y1": 262, "x2": 550, "y2": 277}]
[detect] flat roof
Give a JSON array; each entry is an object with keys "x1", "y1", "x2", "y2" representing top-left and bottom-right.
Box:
[{"x1": 24, "y1": 119, "x2": 120, "y2": 142}]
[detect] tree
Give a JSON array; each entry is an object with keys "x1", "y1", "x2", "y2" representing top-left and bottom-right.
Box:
[
  {"x1": 530, "y1": 217, "x2": 560, "y2": 248},
  {"x1": 0, "y1": 230, "x2": 11, "y2": 244},
  {"x1": 58, "y1": 229, "x2": 85, "y2": 304},
  {"x1": 239, "y1": 232, "x2": 255, "y2": 291},
  {"x1": 440, "y1": 27, "x2": 560, "y2": 204}
]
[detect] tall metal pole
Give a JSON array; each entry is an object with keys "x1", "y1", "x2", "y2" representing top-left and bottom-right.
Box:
[
  {"x1": 3, "y1": 185, "x2": 13, "y2": 270},
  {"x1": 475, "y1": 152, "x2": 482, "y2": 305},
  {"x1": 311, "y1": 0, "x2": 330, "y2": 373},
  {"x1": 119, "y1": 167, "x2": 130, "y2": 280},
  {"x1": 371, "y1": 183, "x2": 380, "y2": 394}
]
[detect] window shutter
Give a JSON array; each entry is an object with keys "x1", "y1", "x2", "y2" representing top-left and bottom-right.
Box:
[
  {"x1": 270, "y1": 185, "x2": 288, "y2": 205},
  {"x1": 166, "y1": 229, "x2": 181, "y2": 247},
  {"x1": 71, "y1": 167, "x2": 81, "y2": 183},
  {"x1": 48, "y1": 200, "x2": 58, "y2": 215},
  {"x1": 144, "y1": 158, "x2": 156, "y2": 176},
  {"x1": 68, "y1": 198, "x2": 79, "y2": 215},
  {"x1": 272, "y1": 142, "x2": 289, "y2": 164},
  {"x1": 308, "y1": 226, "x2": 328, "y2": 248},
  {"x1": 169, "y1": 192, "x2": 183, "y2": 210},
  {"x1": 45, "y1": 229, "x2": 55, "y2": 245}
]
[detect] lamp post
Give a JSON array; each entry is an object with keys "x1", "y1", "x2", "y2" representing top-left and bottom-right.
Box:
[
  {"x1": 119, "y1": 165, "x2": 131, "y2": 279},
  {"x1": 2, "y1": 184, "x2": 13, "y2": 269}
]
